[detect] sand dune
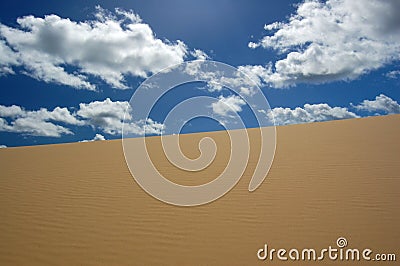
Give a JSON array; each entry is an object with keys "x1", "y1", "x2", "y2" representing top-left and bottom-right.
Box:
[{"x1": 0, "y1": 115, "x2": 399, "y2": 265}]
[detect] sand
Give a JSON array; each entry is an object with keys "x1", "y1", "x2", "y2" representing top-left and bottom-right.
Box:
[{"x1": 0, "y1": 115, "x2": 399, "y2": 265}]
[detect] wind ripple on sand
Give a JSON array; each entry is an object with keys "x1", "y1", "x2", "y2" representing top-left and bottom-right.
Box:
[{"x1": 0, "y1": 115, "x2": 399, "y2": 265}]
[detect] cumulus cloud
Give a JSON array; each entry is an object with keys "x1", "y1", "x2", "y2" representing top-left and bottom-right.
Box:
[
  {"x1": 0, "y1": 98, "x2": 165, "y2": 137},
  {"x1": 77, "y1": 98, "x2": 164, "y2": 135},
  {"x1": 0, "y1": 104, "x2": 24, "y2": 117},
  {"x1": 92, "y1": 133, "x2": 106, "y2": 141},
  {"x1": 134, "y1": 118, "x2": 165, "y2": 135},
  {"x1": 76, "y1": 98, "x2": 129, "y2": 134},
  {"x1": 263, "y1": 103, "x2": 359, "y2": 125},
  {"x1": 0, "y1": 40, "x2": 20, "y2": 75},
  {"x1": 211, "y1": 95, "x2": 246, "y2": 117},
  {"x1": 0, "y1": 7, "x2": 190, "y2": 89},
  {"x1": 237, "y1": 64, "x2": 273, "y2": 87},
  {"x1": 352, "y1": 94, "x2": 400, "y2": 114},
  {"x1": 6, "y1": 118, "x2": 73, "y2": 137},
  {"x1": 0, "y1": 104, "x2": 81, "y2": 137},
  {"x1": 80, "y1": 133, "x2": 106, "y2": 142},
  {"x1": 2, "y1": 95, "x2": 396, "y2": 139},
  {"x1": 247, "y1": 0, "x2": 400, "y2": 87}
]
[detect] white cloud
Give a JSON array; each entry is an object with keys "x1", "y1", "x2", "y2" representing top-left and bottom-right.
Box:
[
  {"x1": 239, "y1": 86, "x2": 256, "y2": 96},
  {"x1": 352, "y1": 94, "x2": 400, "y2": 114},
  {"x1": 0, "y1": 40, "x2": 20, "y2": 75},
  {"x1": 247, "y1": 0, "x2": 400, "y2": 87},
  {"x1": 9, "y1": 118, "x2": 73, "y2": 137},
  {"x1": 77, "y1": 98, "x2": 129, "y2": 135},
  {"x1": 77, "y1": 98, "x2": 164, "y2": 135},
  {"x1": 0, "y1": 7, "x2": 189, "y2": 89},
  {"x1": 0, "y1": 105, "x2": 24, "y2": 117},
  {"x1": 33, "y1": 107, "x2": 83, "y2": 125},
  {"x1": 117, "y1": 117, "x2": 164, "y2": 135},
  {"x1": 264, "y1": 103, "x2": 359, "y2": 126},
  {"x1": 237, "y1": 64, "x2": 273, "y2": 87},
  {"x1": 80, "y1": 133, "x2": 106, "y2": 142},
  {"x1": 0, "y1": 98, "x2": 165, "y2": 137},
  {"x1": 0, "y1": 104, "x2": 80, "y2": 137},
  {"x1": 0, "y1": 97, "x2": 165, "y2": 137},
  {"x1": 183, "y1": 61, "x2": 226, "y2": 92},
  {"x1": 190, "y1": 49, "x2": 210, "y2": 60},
  {"x1": 183, "y1": 61, "x2": 259, "y2": 94},
  {"x1": 93, "y1": 133, "x2": 106, "y2": 141},
  {"x1": 385, "y1": 70, "x2": 400, "y2": 79},
  {"x1": 211, "y1": 95, "x2": 246, "y2": 116},
  {"x1": 0, "y1": 94, "x2": 397, "y2": 140}
]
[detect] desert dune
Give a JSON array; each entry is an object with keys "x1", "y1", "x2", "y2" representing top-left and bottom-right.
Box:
[{"x1": 0, "y1": 115, "x2": 399, "y2": 265}]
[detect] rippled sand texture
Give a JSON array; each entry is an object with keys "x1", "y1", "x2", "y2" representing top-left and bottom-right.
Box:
[{"x1": 0, "y1": 115, "x2": 399, "y2": 265}]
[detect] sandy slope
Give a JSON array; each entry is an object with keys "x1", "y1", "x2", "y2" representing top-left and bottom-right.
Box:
[{"x1": 0, "y1": 115, "x2": 399, "y2": 265}]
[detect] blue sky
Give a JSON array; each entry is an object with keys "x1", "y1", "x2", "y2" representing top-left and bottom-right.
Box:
[{"x1": 0, "y1": 0, "x2": 399, "y2": 147}]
